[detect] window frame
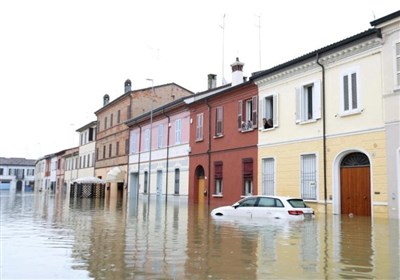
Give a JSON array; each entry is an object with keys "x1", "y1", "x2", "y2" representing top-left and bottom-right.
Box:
[
  {"x1": 175, "y1": 119, "x2": 182, "y2": 144},
  {"x1": 157, "y1": 124, "x2": 164, "y2": 148},
  {"x1": 395, "y1": 41, "x2": 400, "y2": 89},
  {"x1": 295, "y1": 80, "x2": 321, "y2": 123},
  {"x1": 340, "y1": 67, "x2": 361, "y2": 116},
  {"x1": 196, "y1": 113, "x2": 203, "y2": 141},
  {"x1": 144, "y1": 128, "x2": 150, "y2": 151},
  {"x1": 300, "y1": 153, "x2": 318, "y2": 200},
  {"x1": 238, "y1": 96, "x2": 258, "y2": 131},
  {"x1": 214, "y1": 161, "x2": 223, "y2": 196},
  {"x1": 261, "y1": 93, "x2": 278, "y2": 129},
  {"x1": 215, "y1": 107, "x2": 223, "y2": 137}
]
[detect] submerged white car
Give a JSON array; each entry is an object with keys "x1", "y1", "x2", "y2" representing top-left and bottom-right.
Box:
[{"x1": 210, "y1": 195, "x2": 315, "y2": 221}]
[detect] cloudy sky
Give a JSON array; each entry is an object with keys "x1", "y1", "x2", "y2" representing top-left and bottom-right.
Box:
[{"x1": 1, "y1": 0, "x2": 398, "y2": 159}]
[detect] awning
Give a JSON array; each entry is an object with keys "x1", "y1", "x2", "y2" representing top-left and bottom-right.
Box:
[
  {"x1": 72, "y1": 176, "x2": 105, "y2": 184},
  {"x1": 105, "y1": 167, "x2": 125, "y2": 183}
]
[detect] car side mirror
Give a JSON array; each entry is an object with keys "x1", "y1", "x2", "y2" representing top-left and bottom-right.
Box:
[{"x1": 233, "y1": 202, "x2": 239, "y2": 209}]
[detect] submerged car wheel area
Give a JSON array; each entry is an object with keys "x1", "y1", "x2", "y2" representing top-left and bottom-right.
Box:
[{"x1": 210, "y1": 195, "x2": 315, "y2": 221}]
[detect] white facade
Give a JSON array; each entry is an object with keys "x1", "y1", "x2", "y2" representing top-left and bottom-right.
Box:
[
  {"x1": 0, "y1": 157, "x2": 35, "y2": 194},
  {"x1": 76, "y1": 121, "x2": 97, "y2": 178},
  {"x1": 128, "y1": 109, "x2": 190, "y2": 197}
]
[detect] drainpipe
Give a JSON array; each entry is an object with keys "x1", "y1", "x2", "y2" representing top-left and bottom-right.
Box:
[
  {"x1": 316, "y1": 53, "x2": 328, "y2": 208},
  {"x1": 163, "y1": 109, "x2": 171, "y2": 202},
  {"x1": 206, "y1": 99, "x2": 211, "y2": 206},
  {"x1": 137, "y1": 125, "x2": 142, "y2": 197}
]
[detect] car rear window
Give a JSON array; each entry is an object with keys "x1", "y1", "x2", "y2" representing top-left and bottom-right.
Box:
[{"x1": 287, "y1": 199, "x2": 308, "y2": 208}]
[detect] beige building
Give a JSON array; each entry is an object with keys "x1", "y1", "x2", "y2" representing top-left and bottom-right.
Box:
[
  {"x1": 252, "y1": 10, "x2": 400, "y2": 219},
  {"x1": 94, "y1": 79, "x2": 193, "y2": 206},
  {"x1": 75, "y1": 121, "x2": 97, "y2": 178}
]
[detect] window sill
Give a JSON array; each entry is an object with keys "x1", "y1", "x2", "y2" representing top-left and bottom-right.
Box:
[
  {"x1": 337, "y1": 109, "x2": 363, "y2": 118},
  {"x1": 195, "y1": 138, "x2": 204, "y2": 143},
  {"x1": 213, "y1": 134, "x2": 224, "y2": 139},
  {"x1": 261, "y1": 127, "x2": 275, "y2": 131},
  {"x1": 240, "y1": 128, "x2": 255, "y2": 133},
  {"x1": 212, "y1": 194, "x2": 223, "y2": 198},
  {"x1": 296, "y1": 119, "x2": 318, "y2": 125}
]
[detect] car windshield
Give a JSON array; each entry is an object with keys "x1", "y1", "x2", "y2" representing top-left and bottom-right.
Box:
[{"x1": 287, "y1": 199, "x2": 308, "y2": 208}]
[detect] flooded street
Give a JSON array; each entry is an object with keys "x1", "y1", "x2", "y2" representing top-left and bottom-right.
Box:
[{"x1": 1, "y1": 193, "x2": 399, "y2": 279}]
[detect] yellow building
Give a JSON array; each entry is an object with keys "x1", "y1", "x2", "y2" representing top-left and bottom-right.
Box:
[{"x1": 252, "y1": 11, "x2": 400, "y2": 219}]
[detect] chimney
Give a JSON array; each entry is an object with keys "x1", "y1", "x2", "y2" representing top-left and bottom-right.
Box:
[
  {"x1": 124, "y1": 79, "x2": 132, "y2": 93},
  {"x1": 103, "y1": 94, "x2": 110, "y2": 106},
  {"x1": 207, "y1": 74, "x2": 217, "y2": 90},
  {"x1": 231, "y1": 57, "x2": 244, "y2": 86}
]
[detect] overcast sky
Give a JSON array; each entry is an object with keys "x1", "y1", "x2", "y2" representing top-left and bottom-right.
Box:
[{"x1": 1, "y1": 0, "x2": 398, "y2": 159}]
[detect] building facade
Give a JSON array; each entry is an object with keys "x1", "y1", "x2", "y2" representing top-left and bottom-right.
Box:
[
  {"x1": 126, "y1": 98, "x2": 191, "y2": 197},
  {"x1": 251, "y1": 10, "x2": 400, "y2": 219},
  {"x1": 187, "y1": 58, "x2": 259, "y2": 207},
  {"x1": 94, "y1": 80, "x2": 193, "y2": 204},
  {"x1": 0, "y1": 157, "x2": 35, "y2": 193}
]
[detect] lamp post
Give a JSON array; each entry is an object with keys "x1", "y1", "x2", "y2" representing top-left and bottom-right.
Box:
[{"x1": 146, "y1": 79, "x2": 154, "y2": 201}]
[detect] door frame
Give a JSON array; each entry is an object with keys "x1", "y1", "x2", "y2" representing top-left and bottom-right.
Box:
[{"x1": 332, "y1": 149, "x2": 373, "y2": 216}]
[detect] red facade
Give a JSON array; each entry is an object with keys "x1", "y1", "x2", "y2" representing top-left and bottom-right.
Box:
[{"x1": 188, "y1": 82, "x2": 259, "y2": 207}]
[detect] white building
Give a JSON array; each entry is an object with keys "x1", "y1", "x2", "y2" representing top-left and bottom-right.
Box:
[{"x1": 0, "y1": 157, "x2": 36, "y2": 194}]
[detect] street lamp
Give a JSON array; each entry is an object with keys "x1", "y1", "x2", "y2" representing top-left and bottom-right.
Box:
[{"x1": 146, "y1": 78, "x2": 154, "y2": 201}]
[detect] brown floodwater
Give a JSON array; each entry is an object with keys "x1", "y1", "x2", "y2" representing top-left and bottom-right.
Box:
[{"x1": 1, "y1": 192, "x2": 399, "y2": 279}]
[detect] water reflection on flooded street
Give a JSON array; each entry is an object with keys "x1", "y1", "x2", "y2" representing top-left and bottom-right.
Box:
[{"x1": 1, "y1": 193, "x2": 399, "y2": 279}]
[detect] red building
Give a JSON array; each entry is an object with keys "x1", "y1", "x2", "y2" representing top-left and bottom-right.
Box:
[{"x1": 187, "y1": 58, "x2": 259, "y2": 207}]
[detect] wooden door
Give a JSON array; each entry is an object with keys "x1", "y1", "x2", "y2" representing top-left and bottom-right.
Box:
[
  {"x1": 340, "y1": 166, "x2": 371, "y2": 216},
  {"x1": 198, "y1": 177, "x2": 205, "y2": 204}
]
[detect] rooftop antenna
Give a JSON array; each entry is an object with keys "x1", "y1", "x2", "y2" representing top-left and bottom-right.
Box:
[
  {"x1": 256, "y1": 14, "x2": 262, "y2": 70},
  {"x1": 219, "y1": 14, "x2": 226, "y2": 85}
]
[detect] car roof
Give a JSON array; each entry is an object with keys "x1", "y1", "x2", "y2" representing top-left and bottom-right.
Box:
[{"x1": 243, "y1": 195, "x2": 302, "y2": 200}]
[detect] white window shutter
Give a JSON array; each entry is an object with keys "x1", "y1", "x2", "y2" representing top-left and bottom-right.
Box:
[
  {"x1": 259, "y1": 97, "x2": 264, "y2": 129},
  {"x1": 273, "y1": 94, "x2": 278, "y2": 127},
  {"x1": 237, "y1": 100, "x2": 243, "y2": 129},
  {"x1": 295, "y1": 87, "x2": 301, "y2": 123},
  {"x1": 313, "y1": 80, "x2": 321, "y2": 119},
  {"x1": 252, "y1": 96, "x2": 257, "y2": 128}
]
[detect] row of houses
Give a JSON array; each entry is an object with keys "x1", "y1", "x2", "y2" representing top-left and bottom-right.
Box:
[{"x1": 34, "y1": 10, "x2": 400, "y2": 219}]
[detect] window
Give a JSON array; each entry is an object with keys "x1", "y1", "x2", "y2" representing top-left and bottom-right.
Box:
[
  {"x1": 215, "y1": 107, "x2": 223, "y2": 136},
  {"x1": 262, "y1": 158, "x2": 275, "y2": 195},
  {"x1": 243, "y1": 158, "x2": 253, "y2": 195},
  {"x1": 116, "y1": 141, "x2": 119, "y2": 156},
  {"x1": 341, "y1": 69, "x2": 360, "y2": 114},
  {"x1": 238, "y1": 96, "x2": 257, "y2": 131},
  {"x1": 125, "y1": 139, "x2": 129, "y2": 155},
  {"x1": 117, "y1": 110, "x2": 121, "y2": 123},
  {"x1": 158, "y1": 124, "x2": 164, "y2": 148},
  {"x1": 214, "y1": 161, "x2": 223, "y2": 195},
  {"x1": 89, "y1": 127, "x2": 94, "y2": 142},
  {"x1": 131, "y1": 132, "x2": 137, "y2": 153},
  {"x1": 262, "y1": 94, "x2": 278, "y2": 129},
  {"x1": 92, "y1": 152, "x2": 95, "y2": 166},
  {"x1": 104, "y1": 116, "x2": 108, "y2": 129},
  {"x1": 0, "y1": 168, "x2": 3, "y2": 175},
  {"x1": 87, "y1": 154, "x2": 90, "y2": 167},
  {"x1": 97, "y1": 121, "x2": 101, "y2": 132},
  {"x1": 175, "y1": 119, "x2": 181, "y2": 144},
  {"x1": 144, "y1": 129, "x2": 150, "y2": 151},
  {"x1": 144, "y1": 171, "x2": 148, "y2": 193},
  {"x1": 110, "y1": 113, "x2": 114, "y2": 127},
  {"x1": 109, "y1": 143, "x2": 112, "y2": 158},
  {"x1": 196, "y1": 113, "x2": 203, "y2": 141},
  {"x1": 174, "y1": 169, "x2": 180, "y2": 194},
  {"x1": 396, "y1": 42, "x2": 400, "y2": 87},
  {"x1": 296, "y1": 80, "x2": 321, "y2": 123},
  {"x1": 103, "y1": 146, "x2": 106, "y2": 159},
  {"x1": 301, "y1": 154, "x2": 317, "y2": 200}
]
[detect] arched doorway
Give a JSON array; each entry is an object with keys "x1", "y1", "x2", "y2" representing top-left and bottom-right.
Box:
[
  {"x1": 340, "y1": 152, "x2": 371, "y2": 216},
  {"x1": 195, "y1": 166, "x2": 206, "y2": 204}
]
